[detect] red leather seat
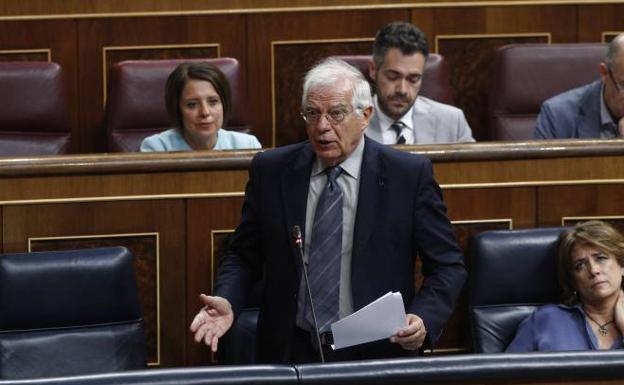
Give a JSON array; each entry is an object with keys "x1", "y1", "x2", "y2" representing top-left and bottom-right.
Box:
[
  {"x1": 0, "y1": 61, "x2": 71, "y2": 156},
  {"x1": 333, "y1": 53, "x2": 455, "y2": 105},
  {"x1": 105, "y1": 58, "x2": 250, "y2": 152},
  {"x1": 488, "y1": 43, "x2": 607, "y2": 140}
]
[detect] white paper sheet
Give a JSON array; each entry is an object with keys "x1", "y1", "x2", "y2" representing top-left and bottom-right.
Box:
[{"x1": 330, "y1": 291, "x2": 406, "y2": 350}]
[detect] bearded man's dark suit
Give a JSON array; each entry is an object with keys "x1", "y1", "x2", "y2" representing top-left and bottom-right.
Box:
[{"x1": 214, "y1": 136, "x2": 466, "y2": 363}]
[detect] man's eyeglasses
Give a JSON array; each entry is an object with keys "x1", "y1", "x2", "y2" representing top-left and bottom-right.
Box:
[
  {"x1": 300, "y1": 107, "x2": 358, "y2": 125},
  {"x1": 608, "y1": 66, "x2": 624, "y2": 94}
]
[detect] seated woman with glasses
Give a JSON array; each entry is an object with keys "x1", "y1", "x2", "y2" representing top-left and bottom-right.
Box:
[
  {"x1": 507, "y1": 220, "x2": 624, "y2": 352},
  {"x1": 141, "y1": 62, "x2": 261, "y2": 152}
]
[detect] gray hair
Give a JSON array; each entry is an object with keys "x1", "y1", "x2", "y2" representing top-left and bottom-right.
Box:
[
  {"x1": 605, "y1": 33, "x2": 624, "y2": 68},
  {"x1": 301, "y1": 58, "x2": 372, "y2": 114}
]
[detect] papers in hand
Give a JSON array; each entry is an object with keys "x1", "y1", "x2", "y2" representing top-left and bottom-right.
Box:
[{"x1": 330, "y1": 291, "x2": 406, "y2": 350}]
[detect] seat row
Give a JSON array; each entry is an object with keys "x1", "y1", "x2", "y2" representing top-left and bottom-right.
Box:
[
  {"x1": 0, "y1": 227, "x2": 568, "y2": 379},
  {"x1": 222, "y1": 227, "x2": 568, "y2": 365},
  {"x1": 0, "y1": 42, "x2": 606, "y2": 155}
]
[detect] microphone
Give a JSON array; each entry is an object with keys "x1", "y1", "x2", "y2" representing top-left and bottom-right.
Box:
[{"x1": 292, "y1": 225, "x2": 325, "y2": 363}]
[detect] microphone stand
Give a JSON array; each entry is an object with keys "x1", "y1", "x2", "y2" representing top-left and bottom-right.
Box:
[{"x1": 292, "y1": 225, "x2": 325, "y2": 363}]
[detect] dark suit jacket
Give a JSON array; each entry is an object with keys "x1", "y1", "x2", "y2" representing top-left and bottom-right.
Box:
[
  {"x1": 214, "y1": 136, "x2": 466, "y2": 363},
  {"x1": 534, "y1": 80, "x2": 603, "y2": 139}
]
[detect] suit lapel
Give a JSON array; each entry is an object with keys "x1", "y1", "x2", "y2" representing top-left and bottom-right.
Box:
[
  {"x1": 352, "y1": 138, "x2": 386, "y2": 276},
  {"x1": 365, "y1": 111, "x2": 383, "y2": 143},
  {"x1": 281, "y1": 144, "x2": 314, "y2": 277},
  {"x1": 412, "y1": 97, "x2": 437, "y2": 143}
]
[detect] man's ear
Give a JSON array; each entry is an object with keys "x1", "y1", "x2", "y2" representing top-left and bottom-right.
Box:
[
  {"x1": 599, "y1": 62, "x2": 609, "y2": 83},
  {"x1": 368, "y1": 59, "x2": 377, "y2": 80},
  {"x1": 360, "y1": 105, "x2": 373, "y2": 130}
]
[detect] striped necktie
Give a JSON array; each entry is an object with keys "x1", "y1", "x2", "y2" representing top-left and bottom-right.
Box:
[
  {"x1": 306, "y1": 166, "x2": 343, "y2": 332},
  {"x1": 391, "y1": 121, "x2": 406, "y2": 144}
]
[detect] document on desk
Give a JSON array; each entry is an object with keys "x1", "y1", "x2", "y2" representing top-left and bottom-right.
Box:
[{"x1": 330, "y1": 291, "x2": 406, "y2": 350}]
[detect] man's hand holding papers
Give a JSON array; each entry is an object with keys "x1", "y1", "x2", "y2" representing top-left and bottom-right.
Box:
[{"x1": 330, "y1": 292, "x2": 427, "y2": 351}]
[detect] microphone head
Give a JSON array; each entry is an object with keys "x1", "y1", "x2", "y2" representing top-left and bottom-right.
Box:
[
  {"x1": 292, "y1": 225, "x2": 303, "y2": 246},
  {"x1": 292, "y1": 225, "x2": 302, "y2": 239}
]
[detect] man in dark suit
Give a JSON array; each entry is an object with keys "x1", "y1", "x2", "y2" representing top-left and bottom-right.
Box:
[
  {"x1": 534, "y1": 33, "x2": 624, "y2": 139},
  {"x1": 190, "y1": 58, "x2": 466, "y2": 363}
]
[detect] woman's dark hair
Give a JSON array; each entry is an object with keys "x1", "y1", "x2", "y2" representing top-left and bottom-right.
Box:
[
  {"x1": 557, "y1": 220, "x2": 624, "y2": 305},
  {"x1": 165, "y1": 61, "x2": 231, "y2": 131}
]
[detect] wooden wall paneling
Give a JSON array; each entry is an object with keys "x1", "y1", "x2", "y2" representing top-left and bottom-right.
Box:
[
  {"x1": 604, "y1": 32, "x2": 624, "y2": 43},
  {"x1": 2, "y1": 200, "x2": 187, "y2": 367},
  {"x1": 433, "y1": 187, "x2": 535, "y2": 352},
  {"x1": 0, "y1": 170, "x2": 250, "y2": 203},
  {"x1": 443, "y1": 187, "x2": 536, "y2": 229},
  {"x1": 409, "y1": 8, "x2": 435, "y2": 41},
  {"x1": 272, "y1": 38, "x2": 374, "y2": 146},
  {"x1": 1, "y1": 1, "x2": 618, "y2": 19},
  {"x1": 437, "y1": 33, "x2": 549, "y2": 141},
  {"x1": 246, "y1": 8, "x2": 408, "y2": 148},
  {"x1": 423, "y1": 5, "x2": 576, "y2": 141},
  {"x1": 0, "y1": 19, "x2": 79, "y2": 152},
  {"x1": 562, "y1": 217, "x2": 624, "y2": 236},
  {"x1": 537, "y1": 184, "x2": 624, "y2": 227},
  {"x1": 186, "y1": 196, "x2": 245, "y2": 366},
  {"x1": 77, "y1": 14, "x2": 247, "y2": 153},
  {"x1": 578, "y1": 5, "x2": 624, "y2": 42}
]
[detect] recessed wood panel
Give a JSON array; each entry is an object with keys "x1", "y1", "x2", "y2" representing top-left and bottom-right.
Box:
[
  {"x1": 186, "y1": 197, "x2": 245, "y2": 366},
  {"x1": 2, "y1": 200, "x2": 186, "y2": 367},
  {"x1": 416, "y1": 5, "x2": 576, "y2": 141},
  {"x1": 578, "y1": 5, "x2": 624, "y2": 42},
  {"x1": 77, "y1": 15, "x2": 246, "y2": 153},
  {"x1": 0, "y1": 49, "x2": 50, "y2": 61},
  {"x1": 246, "y1": 9, "x2": 408, "y2": 147},
  {"x1": 30, "y1": 234, "x2": 159, "y2": 365},
  {"x1": 443, "y1": 187, "x2": 536, "y2": 229},
  {"x1": 273, "y1": 39, "x2": 374, "y2": 147},
  {"x1": 437, "y1": 34, "x2": 549, "y2": 141},
  {"x1": 538, "y1": 184, "x2": 624, "y2": 227},
  {"x1": 562, "y1": 217, "x2": 624, "y2": 236},
  {"x1": 0, "y1": 170, "x2": 249, "y2": 203}
]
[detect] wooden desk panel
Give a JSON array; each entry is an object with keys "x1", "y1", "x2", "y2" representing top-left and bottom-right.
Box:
[
  {"x1": 0, "y1": 141, "x2": 622, "y2": 365},
  {"x1": 538, "y1": 184, "x2": 624, "y2": 227}
]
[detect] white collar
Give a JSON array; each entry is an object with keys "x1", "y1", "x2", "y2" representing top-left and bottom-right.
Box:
[
  {"x1": 311, "y1": 135, "x2": 364, "y2": 180},
  {"x1": 373, "y1": 94, "x2": 415, "y2": 134}
]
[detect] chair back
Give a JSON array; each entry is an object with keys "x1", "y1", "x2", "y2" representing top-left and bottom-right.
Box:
[
  {"x1": 469, "y1": 227, "x2": 563, "y2": 353},
  {"x1": 488, "y1": 43, "x2": 607, "y2": 140},
  {"x1": 335, "y1": 53, "x2": 455, "y2": 105},
  {"x1": 0, "y1": 61, "x2": 71, "y2": 155},
  {"x1": 0, "y1": 247, "x2": 146, "y2": 379},
  {"x1": 105, "y1": 57, "x2": 249, "y2": 152},
  {"x1": 218, "y1": 308, "x2": 259, "y2": 364}
]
